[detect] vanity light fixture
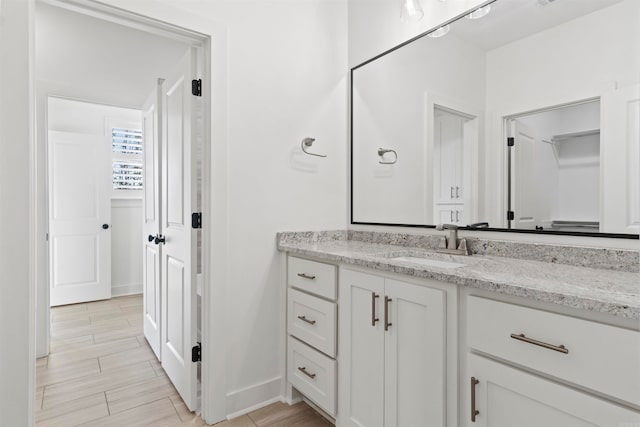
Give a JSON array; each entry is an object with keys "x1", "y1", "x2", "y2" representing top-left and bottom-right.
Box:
[
  {"x1": 427, "y1": 24, "x2": 450, "y2": 38},
  {"x1": 400, "y1": 0, "x2": 424, "y2": 23},
  {"x1": 466, "y1": 5, "x2": 491, "y2": 19}
]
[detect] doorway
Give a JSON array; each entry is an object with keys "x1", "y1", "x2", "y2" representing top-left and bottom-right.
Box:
[
  {"x1": 35, "y1": 1, "x2": 208, "y2": 424},
  {"x1": 505, "y1": 99, "x2": 601, "y2": 231}
]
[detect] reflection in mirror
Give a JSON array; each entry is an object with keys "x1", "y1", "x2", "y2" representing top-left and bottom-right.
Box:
[
  {"x1": 351, "y1": 0, "x2": 640, "y2": 237},
  {"x1": 508, "y1": 100, "x2": 601, "y2": 232}
]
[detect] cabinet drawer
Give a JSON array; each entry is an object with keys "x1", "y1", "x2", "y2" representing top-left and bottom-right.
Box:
[
  {"x1": 288, "y1": 256, "x2": 337, "y2": 300},
  {"x1": 288, "y1": 336, "x2": 336, "y2": 416},
  {"x1": 468, "y1": 296, "x2": 640, "y2": 405},
  {"x1": 288, "y1": 288, "x2": 337, "y2": 357}
]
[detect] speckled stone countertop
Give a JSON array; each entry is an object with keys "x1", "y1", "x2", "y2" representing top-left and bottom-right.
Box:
[{"x1": 277, "y1": 231, "x2": 640, "y2": 320}]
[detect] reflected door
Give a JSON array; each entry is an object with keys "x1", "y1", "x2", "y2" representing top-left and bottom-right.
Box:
[
  {"x1": 48, "y1": 131, "x2": 111, "y2": 306},
  {"x1": 510, "y1": 120, "x2": 538, "y2": 229}
]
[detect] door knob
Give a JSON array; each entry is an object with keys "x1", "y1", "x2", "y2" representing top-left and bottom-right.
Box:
[
  {"x1": 154, "y1": 235, "x2": 166, "y2": 245},
  {"x1": 102, "y1": 224, "x2": 110, "y2": 230},
  {"x1": 148, "y1": 234, "x2": 156, "y2": 242}
]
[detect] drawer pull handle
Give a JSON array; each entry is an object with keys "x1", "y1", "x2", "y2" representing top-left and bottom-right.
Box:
[
  {"x1": 510, "y1": 333, "x2": 569, "y2": 354},
  {"x1": 384, "y1": 296, "x2": 392, "y2": 331},
  {"x1": 297, "y1": 273, "x2": 316, "y2": 280},
  {"x1": 297, "y1": 315, "x2": 316, "y2": 325},
  {"x1": 471, "y1": 377, "x2": 479, "y2": 422},
  {"x1": 297, "y1": 366, "x2": 316, "y2": 379},
  {"x1": 371, "y1": 292, "x2": 379, "y2": 326}
]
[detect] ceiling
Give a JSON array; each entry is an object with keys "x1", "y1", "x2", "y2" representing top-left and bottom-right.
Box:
[
  {"x1": 36, "y1": 2, "x2": 191, "y2": 108},
  {"x1": 449, "y1": 0, "x2": 624, "y2": 51}
]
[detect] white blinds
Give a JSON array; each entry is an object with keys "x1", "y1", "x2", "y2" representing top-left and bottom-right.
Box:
[{"x1": 112, "y1": 128, "x2": 143, "y2": 155}]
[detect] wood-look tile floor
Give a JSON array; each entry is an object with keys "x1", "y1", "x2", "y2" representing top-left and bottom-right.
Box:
[{"x1": 37, "y1": 295, "x2": 330, "y2": 427}]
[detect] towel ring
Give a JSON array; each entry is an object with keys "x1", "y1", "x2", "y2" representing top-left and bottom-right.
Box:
[
  {"x1": 301, "y1": 137, "x2": 327, "y2": 158},
  {"x1": 378, "y1": 148, "x2": 397, "y2": 165}
]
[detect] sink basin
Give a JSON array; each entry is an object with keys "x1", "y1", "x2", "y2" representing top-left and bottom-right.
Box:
[{"x1": 391, "y1": 256, "x2": 466, "y2": 269}]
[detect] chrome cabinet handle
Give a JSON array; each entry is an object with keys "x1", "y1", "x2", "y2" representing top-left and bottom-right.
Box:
[
  {"x1": 297, "y1": 273, "x2": 316, "y2": 280},
  {"x1": 471, "y1": 377, "x2": 479, "y2": 422},
  {"x1": 450, "y1": 186, "x2": 454, "y2": 199},
  {"x1": 371, "y1": 292, "x2": 379, "y2": 326},
  {"x1": 456, "y1": 210, "x2": 460, "y2": 222},
  {"x1": 510, "y1": 333, "x2": 569, "y2": 354},
  {"x1": 297, "y1": 366, "x2": 316, "y2": 379},
  {"x1": 297, "y1": 315, "x2": 316, "y2": 325},
  {"x1": 450, "y1": 210, "x2": 454, "y2": 222},
  {"x1": 384, "y1": 296, "x2": 392, "y2": 331},
  {"x1": 456, "y1": 186, "x2": 460, "y2": 198}
]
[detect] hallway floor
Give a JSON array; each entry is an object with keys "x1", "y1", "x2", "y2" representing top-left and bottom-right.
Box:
[{"x1": 36, "y1": 295, "x2": 330, "y2": 426}]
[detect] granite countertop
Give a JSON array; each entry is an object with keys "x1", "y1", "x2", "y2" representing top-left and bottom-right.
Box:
[{"x1": 278, "y1": 237, "x2": 640, "y2": 320}]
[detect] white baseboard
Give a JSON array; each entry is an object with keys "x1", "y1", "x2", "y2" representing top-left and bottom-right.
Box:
[
  {"x1": 111, "y1": 282, "x2": 142, "y2": 297},
  {"x1": 225, "y1": 376, "x2": 282, "y2": 419}
]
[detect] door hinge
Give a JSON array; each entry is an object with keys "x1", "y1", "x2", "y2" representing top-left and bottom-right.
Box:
[
  {"x1": 191, "y1": 79, "x2": 202, "y2": 97},
  {"x1": 507, "y1": 137, "x2": 515, "y2": 147},
  {"x1": 191, "y1": 342, "x2": 201, "y2": 363},
  {"x1": 507, "y1": 210, "x2": 515, "y2": 221},
  {"x1": 191, "y1": 212, "x2": 202, "y2": 229}
]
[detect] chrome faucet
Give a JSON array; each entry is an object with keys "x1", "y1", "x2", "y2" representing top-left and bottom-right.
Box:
[{"x1": 435, "y1": 224, "x2": 469, "y2": 255}]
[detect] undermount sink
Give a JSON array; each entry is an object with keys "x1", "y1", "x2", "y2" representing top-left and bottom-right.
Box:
[{"x1": 391, "y1": 256, "x2": 466, "y2": 269}]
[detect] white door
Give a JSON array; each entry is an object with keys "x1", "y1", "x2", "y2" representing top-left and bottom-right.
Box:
[
  {"x1": 510, "y1": 120, "x2": 538, "y2": 229},
  {"x1": 384, "y1": 279, "x2": 445, "y2": 427},
  {"x1": 601, "y1": 84, "x2": 640, "y2": 234},
  {"x1": 434, "y1": 110, "x2": 464, "y2": 204},
  {"x1": 338, "y1": 269, "x2": 385, "y2": 427},
  {"x1": 160, "y1": 47, "x2": 200, "y2": 411},
  {"x1": 142, "y1": 81, "x2": 163, "y2": 360},
  {"x1": 467, "y1": 354, "x2": 640, "y2": 427},
  {"x1": 48, "y1": 131, "x2": 111, "y2": 306}
]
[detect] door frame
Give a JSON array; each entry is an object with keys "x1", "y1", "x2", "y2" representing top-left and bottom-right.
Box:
[
  {"x1": 34, "y1": 0, "x2": 228, "y2": 423},
  {"x1": 501, "y1": 97, "x2": 601, "y2": 230}
]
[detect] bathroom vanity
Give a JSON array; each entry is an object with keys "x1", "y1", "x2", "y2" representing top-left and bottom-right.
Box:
[
  {"x1": 282, "y1": 0, "x2": 640, "y2": 424},
  {"x1": 278, "y1": 231, "x2": 640, "y2": 427}
]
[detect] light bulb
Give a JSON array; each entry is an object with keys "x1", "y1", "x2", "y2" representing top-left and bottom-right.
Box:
[
  {"x1": 466, "y1": 5, "x2": 491, "y2": 19},
  {"x1": 400, "y1": 0, "x2": 424, "y2": 23},
  {"x1": 427, "y1": 24, "x2": 450, "y2": 38}
]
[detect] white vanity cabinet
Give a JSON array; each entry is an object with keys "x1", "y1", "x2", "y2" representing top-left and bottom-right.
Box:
[
  {"x1": 464, "y1": 295, "x2": 640, "y2": 427},
  {"x1": 286, "y1": 256, "x2": 338, "y2": 416},
  {"x1": 467, "y1": 354, "x2": 640, "y2": 427},
  {"x1": 338, "y1": 268, "x2": 448, "y2": 427}
]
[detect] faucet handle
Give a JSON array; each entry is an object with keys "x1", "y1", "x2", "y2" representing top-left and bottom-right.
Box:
[{"x1": 436, "y1": 223, "x2": 459, "y2": 231}]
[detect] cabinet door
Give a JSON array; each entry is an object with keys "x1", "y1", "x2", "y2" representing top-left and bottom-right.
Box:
[
  {"x1": 384, "y1": 279, "x2": 446, "y2": 427},
  {"x1": 434, "y1": 110, "x2": 464, "y2": 203},
  {"x1": 467, "y1": 354, "x2": 640, "y2": 427},
  {"x1": 435, "y1": 205, "x2": 464, "y2": 226},
  {"x1": 339, "y1": 269, "x2": 385, "y2": 427}
]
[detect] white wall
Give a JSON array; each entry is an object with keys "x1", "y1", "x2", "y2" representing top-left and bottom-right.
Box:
[
  {"x1": 484, "y1": 0, "x2": 640, "y2": 229},
  {"x1": 36, "y1": 3, "x2": 189, "y2": 108},
  {"x1": 348, "y1": 0, "x2": 486, "y2": 66},
  {"x1": 0, "y1": 0, "x2": 35, "y2": 425},
  {"x1": 111, "y1": 199, "x2": 144, "y2": 296},
  {"x1": 181, "y1": 1, "x2": 348, "y2": 414}
]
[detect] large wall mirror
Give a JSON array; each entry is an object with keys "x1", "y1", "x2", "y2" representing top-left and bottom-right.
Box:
[{"x1": 351, "y1": 0, "x2": 639, "y2": 238}]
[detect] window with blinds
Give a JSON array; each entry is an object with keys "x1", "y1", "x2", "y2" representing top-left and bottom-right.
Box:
[
  {"x1": 112, "y1": 128, "x2": 143, "y2": 155},
  {"x1": 112, "y1": 161, "x2": 143, "y2": 190},
  {"x1": 112, "y1": 127, "x2": 143, "y2": 191}
]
